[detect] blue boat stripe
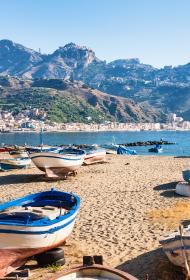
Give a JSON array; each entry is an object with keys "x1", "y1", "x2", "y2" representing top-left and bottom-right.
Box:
[
  {"x1": 0, "y1": 217, "x2": 76, "y2": 235},
  {"x1": 31, "y1": 155, "x2": 82, "y2": 161}
]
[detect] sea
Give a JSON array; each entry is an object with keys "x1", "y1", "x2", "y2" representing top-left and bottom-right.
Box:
[{"x1": 0, "y1": 130, "x2": 190, "y2": 156}]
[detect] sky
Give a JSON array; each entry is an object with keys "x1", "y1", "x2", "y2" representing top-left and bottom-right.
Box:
[{"x1": 0, "y1": 0, "x2": 190, "y2": 68}]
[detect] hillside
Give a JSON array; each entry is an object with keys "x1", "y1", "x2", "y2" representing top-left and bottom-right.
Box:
[
  {"x1": 0, "y1": 76, "x2": 162, "y2": 123},
  {"x1": 1, "y1": 39, "x2": 190, "y2": 120}
]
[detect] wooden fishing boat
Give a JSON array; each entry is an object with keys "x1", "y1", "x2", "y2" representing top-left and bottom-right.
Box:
[
  {"x1": 9, "y1": 150, "x2": 29, "y2": 158},
  {"x1": 83, "y1": 146, "x2": 106, "y2": 165},
  {"x1": 0, "y1": 188, "x2": 80, "y2": 277},
  {"x1": 175, "y1": 170, "x2": 190, "y2": 197},
  {"x1": 182, "y1": 170, "x2": 190, "y2": 182},
  {"x1": 101, "y1": 144, "x2": 118, "y2": 155},
  {"x1": 48, "y1": 256, "x2": 138, "y2": 280},
  {"x1": 0, "y1": 157, "x2": 31, "y2": 171},
  {"x1": 49, "y1": 265, "x2": 138, "y2": 280},
  {"x1": 29, "y1": 148, "x2": 85, "y2": 178},
  {"x1": 148, "y1": 145, "x2": 163, "y2": 153},
  {"x1": 176, "y1": 182, "x2": 190, "y2": 197},
  {"x1": 160, "y1": 224, "x2": 190, "y2": 269},
  {"x1": 0, "y1": 146, "x2": 11, "y2": 153}
]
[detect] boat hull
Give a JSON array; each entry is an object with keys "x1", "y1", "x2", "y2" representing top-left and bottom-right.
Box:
[
  {"x1": 9, "y1": 151, "x2": 29, "y2": 158},
  {"x1": 0, "y1": 158, "x2": 31, "y2": 171},
  {"x1": 0, "y1": 238, "x2": 68, "y2": 277},
  {"x1": 0, "y1": 211, "x2": 78, "y2": 277},
  {"x1": 29, "y1": 152, "x2": 84, "y2": 178},
  {"x1": 0, "y1": 189, "x2": 80, "y2": 277},
  {"x1": 84, "y1": 150, "x2": 106, "y2": 165},
  {"x1": 160, "y1": 235, "x2": 190, "y2": 268},
  {"x1": 176, "y1": 182, "x2": 190, "y2": 197}
]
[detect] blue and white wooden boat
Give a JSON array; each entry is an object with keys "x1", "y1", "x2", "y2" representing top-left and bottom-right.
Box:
[
  {"x1": 101, "y1": 144, "x2": 118, "y2": 154},
  {"x1": 182, "y1": 170, "x2": 190, "y2": 182},
  {"x1": 102, "y1": 144, "x2": 137, "y2": 155},
  {"x1": 29, "y1": 148, "x2": 85, "y2": 178},
  {"x1": 49, "y1": 264, "x2": 138, "y2": 280},
  {"x1": 0, "y1": 157, "x2": 31, "y2": 171},
  {"x1": 175, "y1": 170, "x2": 190, "y2": 197},
  {"x1": 83, "y1": 146, "x2": 106, "y2": 165},
  {"x1": 0, "y1": 188, "x2": 80, "y2": 277},
  {"x1": 9, "y1": 150, "x2": 29, "y2": 158},
  {"x1": 160, "y1": 224, "x2": 190, "y2": 269},
  {"x1": 148, "y1": 145, "x2": 163, "y2": 153}
]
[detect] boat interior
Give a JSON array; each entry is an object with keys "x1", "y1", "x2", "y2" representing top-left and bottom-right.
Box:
[
  {"x1": 55, "y1": 269, "x2": 128, "y2": 280},
  {"x1": 0, "y1": 192, "x2": 77, "y2": 224},
  {"x1": 0, "y1": 205, "x2": 67, "y2": 222}
]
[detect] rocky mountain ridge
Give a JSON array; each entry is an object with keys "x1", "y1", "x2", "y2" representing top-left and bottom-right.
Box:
[{"x1": 1, "y1": 39, "x2": 190, "y2": 120}]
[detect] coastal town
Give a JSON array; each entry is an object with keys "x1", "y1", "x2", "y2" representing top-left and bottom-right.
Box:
[{"x1": 0, "y1": 108, "x2": 190, "y2": 132}]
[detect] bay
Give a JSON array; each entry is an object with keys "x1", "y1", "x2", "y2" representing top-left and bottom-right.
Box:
[{"x1": 0, "y1": 130, "x2": 190, "y2": 156}]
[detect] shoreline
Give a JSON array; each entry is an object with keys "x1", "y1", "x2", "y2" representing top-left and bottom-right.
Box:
[{"x1": 1, "y1": 128, "x2": 190, "y2": 134}]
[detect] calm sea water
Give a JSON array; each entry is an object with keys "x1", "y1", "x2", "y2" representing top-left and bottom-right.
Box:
[{"x1": 0, "y1": 130, "x2": 190, "y2": 156}]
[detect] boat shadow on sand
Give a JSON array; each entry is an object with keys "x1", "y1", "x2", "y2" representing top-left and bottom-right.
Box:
[
  {"x1": 154, "y1": 181, "x2": 179, "y2": 198},
  {"x1": 0, "y1": 173, "x2": 69, "y2": 185},
  {"x1": 116, "y1": 248, "x2": 186, "y2": 280}
]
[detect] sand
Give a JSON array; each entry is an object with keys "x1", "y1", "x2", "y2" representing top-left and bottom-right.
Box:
[{"x1": 0, "y1": 155, "x2": 190, "y2": 280}]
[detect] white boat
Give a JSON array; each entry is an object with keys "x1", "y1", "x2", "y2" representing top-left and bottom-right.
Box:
[
  {"x1": 175, "y1": 170, "x2": 190, "y2": 197},
  {"x1": 48, "y1": 260, "x2": 138, "y2": 280},
  {"x1": 176, "y1": 182, "x2": 190, "y2": 197},
  {"x1": 83, "y1": 146, "x2": 106, "y2": 165},
  {"x1": 101, "y1": 144, "x2": 118, "y2": 154},
  {"x1": 160, "y1": 224, "x2": 190, "y2": 269},
  {"x1": 9, "y1": 150, "x2": 29, "y2": 158},
  {"x1": 0, "y1": 157, "x2": 31, "y2": 171},
  {"x1": 29, "y1": 148, "x2": 85, "y2": 178},
  {"x1": 0, "y1": 188, "x2": 80, "y2": 277}
]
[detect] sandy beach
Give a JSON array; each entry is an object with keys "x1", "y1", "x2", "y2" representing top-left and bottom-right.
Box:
[{"x1": 1, "y1": 155, "x2": 190, "y2": 280}]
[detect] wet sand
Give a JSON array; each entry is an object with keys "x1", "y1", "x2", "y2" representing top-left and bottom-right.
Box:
[{"x1": 0, "y1": 155, "x2": 190, "y2": 280}]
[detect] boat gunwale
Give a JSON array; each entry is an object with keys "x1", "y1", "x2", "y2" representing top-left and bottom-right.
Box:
[
  {"x1": 0, "y1": 190, "x2": 80, "y2": 227},
  {"x1": 29, "y1": 149, "x2": 86, "y2": 161},
  {"x1": 48, "y1": 264, "x2": 138, "y2": 280}
]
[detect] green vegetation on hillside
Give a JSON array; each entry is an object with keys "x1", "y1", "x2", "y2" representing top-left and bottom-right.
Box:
[{"x1": 0, "y1": 87, "x2": 110, "y2": 123}]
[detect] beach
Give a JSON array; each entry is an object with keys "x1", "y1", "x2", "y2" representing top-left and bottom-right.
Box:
[{"x1": 1, "y1": 155, "x2": 190, "y2": 280}]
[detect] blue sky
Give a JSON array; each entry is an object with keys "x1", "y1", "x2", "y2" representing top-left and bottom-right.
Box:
[{"x1": 0, "y1": 0, "x2": 190, "y2": 68}]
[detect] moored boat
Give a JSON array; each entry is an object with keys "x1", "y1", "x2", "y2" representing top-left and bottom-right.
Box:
[
  {"x1": 29, "y1": 148, "x2": 85, "y2": 178},
  {"x1": 0, "y1": 157, "x2": 31, "y2": 171},
  {"x1": 0, "y1": 188, "x2": 80, "y2": 277},
  {"x1": 176, "y1": 182, "x2": 190, "y2": 197},
  {"x1": 48, "y1": 257, "x2": 138, "y2": 280},
  {"x1": 101, "y1": 144, "x2": 118, "y2": 154},
  {"x1": 148, "y1": 145, "x2": 163, "y2": 153},
  {"x1": 83, "y1": 146, "x2": 106, "y2": 165},
  {"x1": 175, "y1": 170, "x2": 190, "y2": 197},
  {"x1": 9, "y1": 150, "x2": 29, "y2": 158},
  {"x1": 0, "y1": 147, "x2": 9, "y2": 153},
  {"x1": 160, "y1": 224, "x2": 190, "y2": 269},
  {"x1": 182, "y1": 170, "x2": 190, "y2": 182}
]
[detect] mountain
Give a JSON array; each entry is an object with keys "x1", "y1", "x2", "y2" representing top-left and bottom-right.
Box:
[
  {"x1": 0, "y1": 76, "x2": 162, "y2": 123},
  {"x1": 1, "y1": 39, "x2": 190, "y2": 120},
  {"x1": 0, "y1": 40, "x2": 43, "y2": 77}
]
